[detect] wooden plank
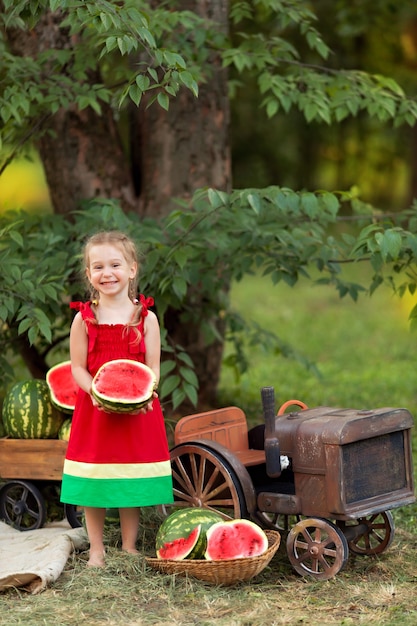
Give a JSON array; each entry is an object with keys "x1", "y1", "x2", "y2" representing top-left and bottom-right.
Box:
[{"x1": 0, "y1": 439, "x2": 68, "y2": 481}]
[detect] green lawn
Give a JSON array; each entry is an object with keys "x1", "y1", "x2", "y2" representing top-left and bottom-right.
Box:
[{"x1": 219, "y1": 269, "x2": 417, "y2": 423}]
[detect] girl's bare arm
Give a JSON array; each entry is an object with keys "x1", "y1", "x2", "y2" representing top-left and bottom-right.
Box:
[
  {"x1": 70, "y1": 312, "x2": 93, "y2": 394},
  {"x1": 144, "y1": 310, "x2": 161, "y2": 385}
]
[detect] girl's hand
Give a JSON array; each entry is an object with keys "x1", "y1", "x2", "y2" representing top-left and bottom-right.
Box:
[
  {"x1": 90, "y1": 394, "x2": 102, "y2": 409},
  {"x1": 132, "y1": 390, "x2": 157, "y2": 415}
]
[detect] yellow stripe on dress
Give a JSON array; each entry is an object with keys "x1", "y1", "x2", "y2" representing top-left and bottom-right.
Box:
[{"x1": 63, "y1": 458, "x2": 172, "y2": 479}]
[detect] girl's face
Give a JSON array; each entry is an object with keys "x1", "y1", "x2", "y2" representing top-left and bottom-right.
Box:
[{"x1": 86, "y1": 244, "x2": 137, "y2": 299}]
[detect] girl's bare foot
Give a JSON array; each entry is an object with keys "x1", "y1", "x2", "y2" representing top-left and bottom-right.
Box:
[
  {"x1": 87, "y1": 549, "x2": 105, "y2": 567},
  {"x1": 122, "y1": 547, "x2": 140, "y2": 555}
]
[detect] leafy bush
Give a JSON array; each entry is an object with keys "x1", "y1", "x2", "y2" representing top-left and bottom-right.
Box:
[{"x1": 2, "y1": 189, "x2": 417, "y2": 411}]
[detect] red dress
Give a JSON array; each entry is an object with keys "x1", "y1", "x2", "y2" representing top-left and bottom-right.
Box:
[{"x1": 60, "y1": 296, "x2": 173, "y2": 508}]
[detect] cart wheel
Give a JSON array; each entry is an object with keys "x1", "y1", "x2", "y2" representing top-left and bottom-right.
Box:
[
  {"x1": 337, "y1": 511, "x2": 395, "y2": 555},
  {"x1": 254, "y1": 511, "x2": 303, "y2": 532},
  {"x1": 0, "y1": 480, "x2": 47, "y2": 531},
  {"x1": 287, "y1": 517, "x2": 349, "y2": 580},
  {"x1": 164, "y1": 443, "x2": 248, "y2": 520},
  {"x1": 64, "y1": 504, "x2": 84, "y2": 528}
]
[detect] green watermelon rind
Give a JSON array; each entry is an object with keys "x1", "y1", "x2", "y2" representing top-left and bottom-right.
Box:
[
  {"x1": 156, "y1": 508, "x2": 223, "y2": 560},
  {"x1": 58, "y1": 418, "x2": 72, "y2": 441},
  {"x1": 91, "y1": 359, "x2": 157, "y2": 413},
  {"x1": 2, "y1": 379, "x2": 64, "y2": 439},
  {"x1": 46, "y1": 360, "x2": 79, "y2": 414},
  {"x1": 157, "y1": 525, "x2": 202, "y2": 561},
  {"x1": 204, "y1": 519, "x2": 269, "y2": 561}
]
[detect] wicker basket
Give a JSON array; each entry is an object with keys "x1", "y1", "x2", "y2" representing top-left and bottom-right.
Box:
[{"x1": 145, "y1": 529, "x2": 281, "y2": 585}]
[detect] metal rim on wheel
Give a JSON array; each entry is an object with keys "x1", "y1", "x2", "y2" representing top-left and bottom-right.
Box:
[
  {"x1": 286, "y1": 517, "x2": 349, "y2": 580},
  {"x1": 165, "y1": 442, "x2": 248, "y2": 520},
  {"x1": 337, "y1": 511, "x2": 395, "y2": 555},
  {"x1": 0, "y1": 480, "x2": 47, "y2": 531}
]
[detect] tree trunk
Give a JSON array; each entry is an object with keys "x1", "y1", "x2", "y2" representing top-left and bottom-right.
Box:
[{"x1": 134, "y1": 0, "x2": 231, "y2": 405}]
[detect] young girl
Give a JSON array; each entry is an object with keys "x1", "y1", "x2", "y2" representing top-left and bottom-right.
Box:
[{"x1": 60, "y1": 231, "x2": 173, "y2": 567}]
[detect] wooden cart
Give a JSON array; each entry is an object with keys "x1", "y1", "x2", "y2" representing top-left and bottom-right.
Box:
[{"x1": 0, "y1": 438, "x2": 80, "y2": 530}]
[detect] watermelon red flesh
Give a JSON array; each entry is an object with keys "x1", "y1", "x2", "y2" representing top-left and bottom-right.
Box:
[
  {"x1": 46, "y1": 361, "x2": 80, "y2": 413},
  {"x1": 205, "y1": 519, "x2": 269, "y2": 560},
  {"x1": 92, "y1": 359, "x2": 156, "y2": 412},
  {"x1": 155, "y1": 507, "x2": 223, "y2": 559},
  {"x1": 157, "y1": 525, "x2": 201, "y2": 560}
]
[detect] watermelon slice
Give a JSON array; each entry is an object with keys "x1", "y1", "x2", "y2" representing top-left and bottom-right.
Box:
[
  {"x1": 46, "y1": 361, "x2": 80, "y2": 413},
  {"x1": 205, "y1": 519, "x2": 269, "y2": 560},
  {"x1": 157, "y1": 525, "x2": 201, "y2": 560},
  {"x1": 156, "y1": 507, "x2": 223, "y2": 559},
  {"x1": 91, "y1": 359, "x2": 157, "y2": 413}
]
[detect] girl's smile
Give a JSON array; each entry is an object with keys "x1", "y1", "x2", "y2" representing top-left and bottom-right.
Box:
[{"x1": 86, "y1": 244, "x2": 137, "y2": 299}]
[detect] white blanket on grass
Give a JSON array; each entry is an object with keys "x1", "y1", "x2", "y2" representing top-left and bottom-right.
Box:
[{"x1": 0, "y1": 520, "x2": 87, "y2": 594}]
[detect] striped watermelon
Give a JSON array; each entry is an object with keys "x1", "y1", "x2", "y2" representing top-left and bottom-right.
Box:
[
  {"x1": 2, "y1": 379, "x2": 64, "y2": 439},
  {"x1": 157, "y1": 526, "x2": 201, "y2": 560},
  {"x1": 58, "y1": 418, "x2": 72, "y2": 441},
  {"x1": 155, "y1": 508, "x2": 223, "y2": 559}
]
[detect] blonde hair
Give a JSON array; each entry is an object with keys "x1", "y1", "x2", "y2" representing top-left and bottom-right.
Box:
[{"x1": 83, "y1": 231, "x2": 143, "y2": 331}]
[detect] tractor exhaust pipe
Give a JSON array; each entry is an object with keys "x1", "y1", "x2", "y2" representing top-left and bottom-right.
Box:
[{"x1": 261, "y1": 386, "x2": 282, "y2": 478}]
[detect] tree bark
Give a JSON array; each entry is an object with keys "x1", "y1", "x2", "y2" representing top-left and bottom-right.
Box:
[{"x1": 133, "y1": 0, "x2": 231, "y2": 405}]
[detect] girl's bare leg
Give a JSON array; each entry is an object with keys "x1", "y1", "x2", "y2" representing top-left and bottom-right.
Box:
[
  {"x1": 119, "y1": 507, "x2": 140, "y2": 554},
  {"x1": 84, "y1": 507, "x2": 106, "y2": 567}
]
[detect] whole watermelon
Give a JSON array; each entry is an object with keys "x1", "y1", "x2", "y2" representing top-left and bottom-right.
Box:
[
  {"x1": 156, "y1": 508, "x2": 223, "y2": 559},
  {"x1": 2, "y1": 379, "x2": 64, "y2": 439}
]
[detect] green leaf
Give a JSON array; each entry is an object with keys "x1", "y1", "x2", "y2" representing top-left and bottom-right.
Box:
[
  {"x1": 301, "y1": 192, "x2": 319, "y2": 217},
  {"x1": 266, "y1": 98, "x2": 279, "y2": 118},
  {"x1": 128, "y1": 83, "x2": 143, "y2": 107},
  {"x1": 179, "y1": 366, "x2": 198, "y2": 387},
  {"x1": 160, "y1": 360, "x2": 176, "y2": 376},
  {"x1": 181, "y1": 382, "x2": 198, "y2": 407},
  {"x1": 178, "y1": 71, "x2": 198, "y2": 97},
  {"x1": 172, "y1": 387, "x2": 186, "y2": 410},
  {"x1": 172, "y1": 276, "x2": 187, "y2": 300},
  {"x1": 247, "y1": 193, "x2": 261, "y2": 214},
  {"x1": 157, "y1": 92, "x2": 169, "y2": 111},
  {"x1": 375, "y1": 230, "x2": 402, "y2": 262},
  {"x1": 18, "y1": 318, "x2": 32, "y2": 335},
  {"x1": 159, "y1": 374, "x2": 180, "y2": 399}
]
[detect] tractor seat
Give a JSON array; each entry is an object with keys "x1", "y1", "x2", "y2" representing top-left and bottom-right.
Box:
[{"x1": 174, "y1": 406, "x2": 266, "y2": 467}]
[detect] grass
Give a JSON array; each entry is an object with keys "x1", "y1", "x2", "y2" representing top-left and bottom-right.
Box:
[
  {"x1": 1, "y1": 268, "x2": 417, "y2": 625},
  {"x1": 218, "y1": 269, "x2": 417, "y2": 422}
]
